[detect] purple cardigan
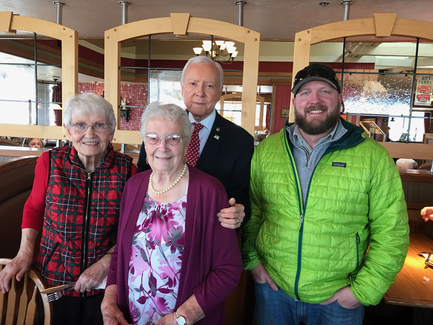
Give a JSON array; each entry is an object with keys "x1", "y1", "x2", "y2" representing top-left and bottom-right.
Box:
[{"x1": 107, "y1": 166, "x2": 243, "y2": 325}]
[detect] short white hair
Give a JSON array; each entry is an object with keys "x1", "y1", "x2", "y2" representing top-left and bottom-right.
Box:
[
  {"x1": 181, "y1": 56, "x2": 224, "y2": 91},
  {"x1": 64, "y1": 93, "x2": 116, "y2": 133},
  {"x1": 140, "y1": 102, "x2": 192, "y2": 140}
]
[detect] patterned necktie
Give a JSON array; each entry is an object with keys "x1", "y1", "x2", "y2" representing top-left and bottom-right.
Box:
[{"x1": 185, "y1": 122, "x2": 204, "y2": 167}]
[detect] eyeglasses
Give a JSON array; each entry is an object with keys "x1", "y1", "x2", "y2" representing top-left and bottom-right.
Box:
[
  {"x1": 70, "y1": 122, "x2": 111, "y2": 133},
  {"x1": 145, "y1": 133, "x2": 184, "y2": 146}
]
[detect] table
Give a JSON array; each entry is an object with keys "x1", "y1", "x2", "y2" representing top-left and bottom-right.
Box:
[
  {"x1": 400, "y1": 169, "x2": 433, "y2": 183},
  {"x1": 384, "y1": 234, "x2": 433, "y2": 308}
]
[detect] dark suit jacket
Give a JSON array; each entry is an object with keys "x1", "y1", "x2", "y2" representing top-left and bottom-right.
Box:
[{"x1": 137, "y1": 111, "x2": 254, "y2": 227}]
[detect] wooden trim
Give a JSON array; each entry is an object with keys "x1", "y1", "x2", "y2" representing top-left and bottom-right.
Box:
[
  {"x1": 0, "y1": 146, "x2": 47, "y2": 158},
  {"x1": 400, "y1": 171, "x2": 433, "y2": 183},
  {"x1": 379, "y1": 142, "x2": 433, "y2": 160},
  {"x1": 0, "y1": 12, "x2": 78, "y2": 141},
  {"x1": 290, "y1": 29, "x2": 311, "y2": 121},
  {"x1": 291, "y1": 15, "x2": 433, "y2": 124},
  {"x1": 105, "y1": 15, "x2": 260, "y2": 142},
  {"x1": 373, "y1": 13, "x2": 397, "y2": 37},
  {"x1": 0, "y1": 11, "x2": 14, "y2": 32},
  {"x1": 0, "y1": 125, "x2": 63, "y2": 140},
  {"x1": 170, "y1": 13, "x2": 191, "y2": 36},
  {"x1": 406, "y1": 202, "x2": 430, "y2": 210}
]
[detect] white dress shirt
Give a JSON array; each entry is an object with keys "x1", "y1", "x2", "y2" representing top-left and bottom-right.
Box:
[{"x1": 188, "y1": 109, "x2": 216, "y2": 157}]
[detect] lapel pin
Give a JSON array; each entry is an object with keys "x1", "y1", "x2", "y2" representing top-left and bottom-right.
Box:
[
  {"x1": 216, "y1": 127, "x2": 220, "y2": 132},
  {"x1": 214, "y1": 135, "x2": 220, "y2": 140}
]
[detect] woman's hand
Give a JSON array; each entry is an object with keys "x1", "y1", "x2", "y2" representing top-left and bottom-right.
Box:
[
  {"x1": 0, "y1": 251, "x2": 33, "y2": 292},
  {"x1": 158, "y1": 294, "x2": 204, "y2": 325},
  {"x1": 101, "y1": 285, "x2": 131, "y2": 325},
  {"x1": 155, "y1": 313, "x2": 176, "y2": 324},
  {"x1": 75, "y1": 254, "x2": 111, "y2": 292},
  {"x1": 0, "y1": 228, "x2": 38, "y2": 293},
  {"x1": 101, "y1": 303, "x2": 130, "y2": 325}
]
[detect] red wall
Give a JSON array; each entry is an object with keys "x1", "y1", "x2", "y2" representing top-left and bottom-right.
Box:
[
  {"x1": 272, "y1": 85, "x2": 291, "y2": 134},
  {"x1": 118, "y1": 83, "x2": 148, "y2": 130},
  {"x1": 78, "y1": 82, "x2": 148, "y2": 131}
]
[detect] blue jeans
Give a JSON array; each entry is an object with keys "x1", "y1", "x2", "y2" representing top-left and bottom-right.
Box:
[{"x1": 255, "y1": 282, "x2": 364, "y2": 325}]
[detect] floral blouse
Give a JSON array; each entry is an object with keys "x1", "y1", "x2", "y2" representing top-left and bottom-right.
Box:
[{"x1": 128, "y1": 193, "x2": 187, "y2": 325}]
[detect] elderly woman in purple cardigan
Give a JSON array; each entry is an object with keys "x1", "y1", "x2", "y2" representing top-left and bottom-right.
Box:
[{"x1": 101, "y1": 102, "x2": 243, "y2": 325}]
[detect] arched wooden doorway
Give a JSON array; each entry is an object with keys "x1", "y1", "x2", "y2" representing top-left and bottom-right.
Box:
[
  {"x1": 0, "y1": 12, "x2": 77, "y2": 141},
  {"x1": 104, "y1": 13, "x2": 260, "y2": 144},
  {"x1": 291, "y1": 13, "x2": 433, "y2": 123}
]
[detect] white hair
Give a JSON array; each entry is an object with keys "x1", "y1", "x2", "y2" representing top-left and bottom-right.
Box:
[
  {"x1": 181, "y1": 56, "x2": 224, "y2": 91},
  {"x1": 140, "y1": 102, "x2": 192, "y2": 140},
  {"x1": 64, "y1": 93, "x2": 116, "y2": 133}
]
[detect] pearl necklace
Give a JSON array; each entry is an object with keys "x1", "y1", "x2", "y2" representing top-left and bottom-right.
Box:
[{"x1": 149, "y1": 164, "x2": 187, "y2": 194}]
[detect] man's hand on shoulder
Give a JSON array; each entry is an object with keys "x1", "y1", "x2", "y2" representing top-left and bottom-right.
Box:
[
  {"x1": 321, "y1": 286, "x2": 361, "y2": 309},
  {"x1": 217, "y1": 198, "x2": 245, "y2": 229}
]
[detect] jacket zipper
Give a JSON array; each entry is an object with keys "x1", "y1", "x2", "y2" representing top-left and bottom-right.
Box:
[
  {"x1": 284, "y1": 131, "x2": 305, "y2": 301},
  {"x1": 348, "y1": 233, "x2": 361, "y2": 281},
  {"x1": 81, "y1": 172, "x2": 92, "y2": 275},
  {"x1": 284, "y1": 120, "x2": 365, "y2": 301}
]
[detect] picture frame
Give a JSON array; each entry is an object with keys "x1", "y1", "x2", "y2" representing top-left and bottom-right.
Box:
[{"x1": 281, "y1": 108, "x2": 290, "y2": 118}]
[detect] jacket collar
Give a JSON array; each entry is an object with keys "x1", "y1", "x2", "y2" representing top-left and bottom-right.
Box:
[{"x1": 284, "y1": 117, "x2": 365, "y2": 152}]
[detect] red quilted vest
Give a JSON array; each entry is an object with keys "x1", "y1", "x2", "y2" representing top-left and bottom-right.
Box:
[{"x1": 35, "y1": 145, "x2": 133, "y2": 297}]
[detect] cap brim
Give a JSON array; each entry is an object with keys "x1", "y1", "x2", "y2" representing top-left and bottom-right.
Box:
[{"x1": 292, "y1": 76, "x2": 339, "y2": 95}]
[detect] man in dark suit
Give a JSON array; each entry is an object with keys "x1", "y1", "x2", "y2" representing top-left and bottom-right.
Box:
[{"x1": 137, "y1": 56, "x2": 254, "y2": 228}]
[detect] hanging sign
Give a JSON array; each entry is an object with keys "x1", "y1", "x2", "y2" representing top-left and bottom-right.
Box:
[{"x1": 415, "y1": 75, "x2": 432, "y2": 106}]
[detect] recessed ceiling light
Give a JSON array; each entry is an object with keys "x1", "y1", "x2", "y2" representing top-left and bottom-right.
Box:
[{"x1": 320, "y1": 1, "x2": 330, "y2": 6}]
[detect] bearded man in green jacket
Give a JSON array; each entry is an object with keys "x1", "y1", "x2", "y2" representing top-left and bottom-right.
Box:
[{"x1": 242, "y1": 63, "x2": 409, "y2": 325}]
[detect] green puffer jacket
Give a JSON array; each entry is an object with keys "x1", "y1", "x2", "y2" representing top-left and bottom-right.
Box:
[{"x1": 242, "y1": 119, "x2": 409, "y2": 306}]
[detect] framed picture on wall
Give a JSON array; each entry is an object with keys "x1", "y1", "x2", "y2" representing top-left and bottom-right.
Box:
[{"x1": 281, "y1": 108, "x2": 290, "y2": 117}]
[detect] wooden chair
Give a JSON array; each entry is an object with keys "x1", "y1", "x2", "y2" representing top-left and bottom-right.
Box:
[{"x1": 0, "y1": 258, "x2": 52, "y2": 325}]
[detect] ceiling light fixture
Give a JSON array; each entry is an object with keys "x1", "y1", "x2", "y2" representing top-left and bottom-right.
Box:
[
  {"x1": 193, "y1": 40, "x2": 238, "y2": 63},
  {"x1": 319, "y1": 1, "x2": 330, "y2": 6}
]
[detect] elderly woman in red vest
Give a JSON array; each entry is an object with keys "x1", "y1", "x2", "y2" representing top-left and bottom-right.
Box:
[
  {"x1": 101, "y1": 102, "x2": 242, "y2": 325},
  {"x1": 0, "y1": 92, "x2": 137, "y2": 325}
]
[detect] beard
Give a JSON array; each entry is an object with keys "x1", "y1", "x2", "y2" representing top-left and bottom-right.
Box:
[{"x1": 295, "y1": 104, "x2": 341, "y2": 135}]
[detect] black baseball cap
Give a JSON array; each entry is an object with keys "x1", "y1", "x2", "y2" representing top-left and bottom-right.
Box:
[{"x1": 292, "y1": 64, "x2": 341, "y2": 96}]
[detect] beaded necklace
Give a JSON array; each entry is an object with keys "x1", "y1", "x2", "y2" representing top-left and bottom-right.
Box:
[{"x1": 149, "y1": 163, "x2": 187, "y2": 194}]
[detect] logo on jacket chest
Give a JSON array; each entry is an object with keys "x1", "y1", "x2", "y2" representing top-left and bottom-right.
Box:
[{"x1": 332, "y1": 162, "x2": 347, "y2": 167}]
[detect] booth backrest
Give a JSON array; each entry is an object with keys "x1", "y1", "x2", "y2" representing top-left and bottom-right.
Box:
[{"x1": 0, "y1": 157, "x2": 37, "y2": 258}]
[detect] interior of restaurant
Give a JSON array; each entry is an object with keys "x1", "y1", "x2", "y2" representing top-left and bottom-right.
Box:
[{"x1": 2, "y1": 0, "x2": 433, "y2": 324}]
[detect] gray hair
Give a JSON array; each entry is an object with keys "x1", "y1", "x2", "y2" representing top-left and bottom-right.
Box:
[
  {"x1": 181, "y1": 56, "x2": 224, "y2": 91},
  {"x1": 64, "y1": 93, "x2": 116, "y2": 133},
  {"x1": 140, "y1": 102, "x2": 192, "y2": 140}
]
